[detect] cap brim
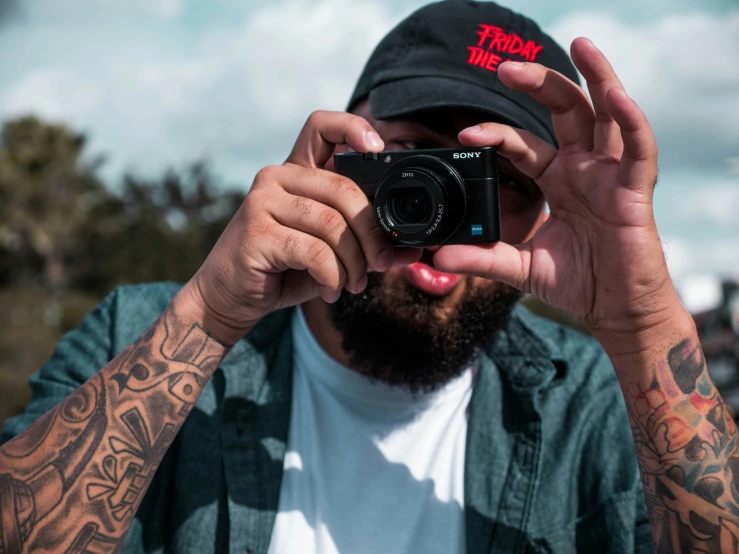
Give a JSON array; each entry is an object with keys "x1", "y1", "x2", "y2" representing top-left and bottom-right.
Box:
[{"x1": 367, "y1": 75, "x2": 556, "y2": 146}]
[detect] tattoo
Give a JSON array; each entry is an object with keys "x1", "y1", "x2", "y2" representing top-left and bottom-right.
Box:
[
  {"x1": 65, "y1": 523, "x2": 118, "y2": 554},
  {"x1": 627, "y1": 338, "x2": 739, "y2": 551},
  {"x1": 0, "y1": 304, "x2": 228, "y2": 553},
  {"x1": 86, "y1": 408, "x2": 175, "y2": 521}
]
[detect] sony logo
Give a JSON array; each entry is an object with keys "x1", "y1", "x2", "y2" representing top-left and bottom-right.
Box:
[{"x1": 453, "y1": 152, "x2": 481, "y2": 159}]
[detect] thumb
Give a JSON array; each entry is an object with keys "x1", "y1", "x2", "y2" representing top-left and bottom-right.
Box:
[{"x1": 433, "y1": 242, "x2": 531, "y2": 292}]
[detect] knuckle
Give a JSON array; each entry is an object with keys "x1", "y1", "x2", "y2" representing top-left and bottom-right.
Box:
[
  {"x1": 317, "y1": 208, "x2": 346, "y2": 238},
  {"x1": 305, "y1": 238, "x2": 331, "y2": 266},
  {"x1": 282, "y1": 233, "x2": 301, "y2": 257},
  {"x1": 244, "y1": 216, "x2": 274, "y2": 242},
  {"x1": 243, "y1": 219, "x2": 275, "y2": 259},
  {"x1": 254, "y1": 165, "x2": 281, "y2": 186},
  {"x1": 329, "y1": 174, "x2": 362, "y2": 198},
  {"x1": 306, "y1": 110, "x2": 328, "y2": 128},
  {"x1": 241, "y1": 190, "x2": 264, "y2": 218},
  {"x1": 594, "y1": 111, "x2": 615, "y2": 123},
  {"x1": 291, "y1": 195, "x2": 313, "y2": 217}
]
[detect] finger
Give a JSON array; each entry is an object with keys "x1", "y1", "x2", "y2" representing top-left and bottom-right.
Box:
[
  {"x1": 286, "y1": 110, "x2": 384, "y2": 169},
  {"x1": 275, "y1": 164, "x2": 395, "y2": 272},
  {"x1": 433, "y1": 242, "x2": 532, "y2": 293},
  {"x1": 605, "y1": 87, "x2": 658, "y2": 190},
  {"x1": 498, "y1": 61, "x2": 595, "y2": 152},
  {"x1": 278, "y1": 248, "x2": 422, "y2": 306},
  {"x1": 270, "y1": 226, "x2": 348, "y2": 304},
  {"x1": 570, "y1": 37, "x2": 624, "y2": 158},
  {"x1": 276, "y1": 270, "x2": 328, "y2": 309},
  {"x1": 459, "y1": 123, "x2": 557, "y2": 184},
  {"x1": 265, "y1": 188, "x2": 368, "y2": 293}
]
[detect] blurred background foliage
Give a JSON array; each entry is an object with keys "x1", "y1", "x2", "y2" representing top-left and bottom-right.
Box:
[
  {"x1": 0, "y1": 115, "x2": 245, "y2": 425},
  {"x1": 0, "y1": 115, "x2": 736, "y2": 428}
]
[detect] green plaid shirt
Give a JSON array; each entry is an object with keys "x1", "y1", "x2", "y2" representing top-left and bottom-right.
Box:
[{"x1": 1, "y1": 282, "x2": 653, "y2": 553}]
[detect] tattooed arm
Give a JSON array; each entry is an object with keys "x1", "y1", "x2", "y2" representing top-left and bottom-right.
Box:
[
  {"x1": 0, "y1": 287, "x2": 231, "y2": 554},
  {"x1": 593, "y1": 313, "x2": 739, "y2": 552},
  {"x1": 0, "y1": 107, "x2": 415, "y2": 554}
]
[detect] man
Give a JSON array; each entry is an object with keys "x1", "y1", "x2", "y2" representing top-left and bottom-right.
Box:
[{"x1": 1, "y1": 1, "x2": 737, "y2": 552}]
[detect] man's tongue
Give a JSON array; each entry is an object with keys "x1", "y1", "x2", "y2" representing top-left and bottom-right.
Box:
[{"x1": 405, "y1": 249, "x2": 462, "y2": 296}]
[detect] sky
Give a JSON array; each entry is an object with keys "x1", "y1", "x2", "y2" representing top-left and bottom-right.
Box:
[{"x1": 0, "y1": 0, "x2": 737, "y2": 310}]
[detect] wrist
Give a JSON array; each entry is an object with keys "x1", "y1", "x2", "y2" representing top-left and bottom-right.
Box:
[
  {"x1": 173, "y1": 278, "x2": 256, "y2": 347},
  {"x1": 591, "y1": 303, "x2": 696, "y2": 364}
]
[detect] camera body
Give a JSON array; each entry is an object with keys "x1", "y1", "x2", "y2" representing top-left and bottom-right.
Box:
[{"x1": 334, "y1": 146, "x2": 501, "y2": 247}]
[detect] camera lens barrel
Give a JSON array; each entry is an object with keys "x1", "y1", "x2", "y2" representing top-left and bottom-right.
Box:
[{"x1": 374, "y1": 155, "x2": 467, "y2": 246}]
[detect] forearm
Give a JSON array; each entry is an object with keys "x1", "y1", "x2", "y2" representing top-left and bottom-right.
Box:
[
  {"x1": 596, "y1": 310, "x2": 739, "y2": 552},
  {"x1": 0, "y1": 286, "x2": 230, "y2": 553}
]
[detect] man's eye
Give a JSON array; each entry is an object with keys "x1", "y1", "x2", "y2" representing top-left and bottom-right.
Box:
[
  {"x1": 499, "y1": 172, "x2": 539, "y2": 199},
  {"x1": 499, "y1": 172, "x2": 519, "y2": 189}
]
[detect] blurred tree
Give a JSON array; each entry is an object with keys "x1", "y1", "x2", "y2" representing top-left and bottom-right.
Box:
[
  {"x1": 0, "y1": 116, "x2": 108, "y2": 302},
  {"x1": 71, "y1": 162, "x2": 245, "y2": 292},
  {"x1": 0, "y1": 116, "x2": 247, "y2": 428},
  {"x1": 0, "y1": 116, "x2": 247, "y2": 297}
]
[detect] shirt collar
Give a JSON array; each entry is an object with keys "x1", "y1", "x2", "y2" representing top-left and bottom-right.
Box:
[
  {"x1": 228, "y1": 300, "x2": 570, "y2": 397},
  {"x1": 482, "y1": 302, "x2": 568, "y2": 395}
]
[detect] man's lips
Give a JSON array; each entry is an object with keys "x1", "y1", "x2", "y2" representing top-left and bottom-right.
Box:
[{"x1": 404, "y1": 249, "x2": 462, "y2": 296}]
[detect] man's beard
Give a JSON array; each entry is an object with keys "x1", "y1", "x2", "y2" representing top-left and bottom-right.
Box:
[{"x1": 328, "y1": 272, "x2": 522, "y2": 393}]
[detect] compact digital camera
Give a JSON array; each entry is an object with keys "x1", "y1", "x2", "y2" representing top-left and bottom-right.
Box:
[{"x1": 334, "y1": 147, "x2": 501, "y2": 247}]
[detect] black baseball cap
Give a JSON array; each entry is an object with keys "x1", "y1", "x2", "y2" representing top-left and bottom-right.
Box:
[{"x1": 348, "y1": 0, "x2": 580, "y2": 146}]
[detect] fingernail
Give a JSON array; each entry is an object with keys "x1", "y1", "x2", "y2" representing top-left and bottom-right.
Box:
[
  {"x1": 465, "y1": 125, "x2": 482, "y2": 134},
  {"x1": 366, "y1": 131, "x2": 383, "y2": 150},
  {"x1": 377, "y1": 246, "x2": 393, "y2": 270},
  {"x1": 505, "y1": 61, "x2": 525, "y2": 67}
]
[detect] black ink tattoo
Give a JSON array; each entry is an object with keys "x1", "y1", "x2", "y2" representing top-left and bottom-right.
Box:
[
  {"x1": 0, "y1": 376, "x2": 107, "y2": 553},
  {"x1": 65, "y1": 522, "x2": 118, "y2": 554},
  {"x1": 87, "y1": 408, "x2": 175, "y2": 521},
  {"x1": 0, "y1": 303, "x2": 229, "y2": 553}
]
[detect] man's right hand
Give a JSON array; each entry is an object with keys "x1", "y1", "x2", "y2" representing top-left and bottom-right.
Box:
[{"x1": 180, "y1": 111, "x2": 422, "y2": 345}]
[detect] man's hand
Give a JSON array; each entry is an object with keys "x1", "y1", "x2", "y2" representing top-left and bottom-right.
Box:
[
  {"x1": 433, "y1": 38, "x2": 681, "y2": 338},
  {"x1": 181, "y1": 111, "x2": 421, "y2": 345}
]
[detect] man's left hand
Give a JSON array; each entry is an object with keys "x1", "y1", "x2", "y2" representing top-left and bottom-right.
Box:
[{"x1": 434, "y1": 37, "x2": 682, "y2": 336}]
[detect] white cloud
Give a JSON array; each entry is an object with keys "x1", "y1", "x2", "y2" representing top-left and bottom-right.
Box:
[
  {"x1": 2, "y1": 68, "x2": 102, "y2": 125},
  {"x1": 23, "y1": 0, "x2": 186, "y2": 20},
  {"x1": 149, "y1": 0, "x2": 185, "y2": 19},
  {"x1": 550, "y1": 10, "x2": 739, "y2": 171},
  {"x1": 233, "y1": 0, "x2": 395, "y2": 122},
  {"x1": 0, "y1": 0, "x2": 736, "y2": 282},
  {"x1": 663, "y1": 235, "x2": 739, "y2": 285},
  {"x1": 0, "y1": 0, "x2": 428, "y2": 181},
  {"x1": 727, "y1": 157, "x2": 739, "y2": 176},
  {"x1": 669, "y1": 180, "x2": 739, "y2": 228}
]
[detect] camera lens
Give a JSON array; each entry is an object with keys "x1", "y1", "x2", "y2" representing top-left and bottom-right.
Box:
[
  {"x1": 373, "y1": 155, "x2": 467, "y2": 246},
  {"x1": 390, "y1": 188, "x2": 432, "y2": 225}
]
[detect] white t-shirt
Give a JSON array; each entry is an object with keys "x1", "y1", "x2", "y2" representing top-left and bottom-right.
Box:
[{"x1": 267, "y1": 307, "x2": 475, "y2": 554}]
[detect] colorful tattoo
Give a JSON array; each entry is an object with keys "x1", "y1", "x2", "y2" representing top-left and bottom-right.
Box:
[{"x1": 627, "y1": 338, "x2": 739, "y2": 551}]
